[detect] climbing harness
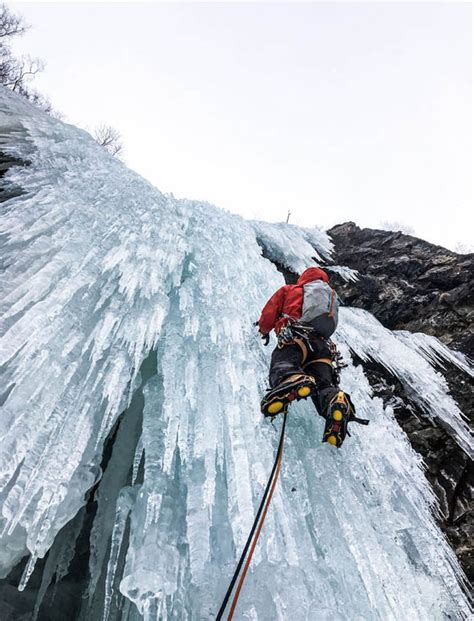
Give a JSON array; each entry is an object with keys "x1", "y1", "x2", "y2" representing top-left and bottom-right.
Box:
[
  {"x1": 278, "y1": 321, "x2": 345, "y2": 382},
  {"x1": 277, "y1": 318, "x2": 316, "y2": 348},
  {"x1": 216, "y1": 412, "x2": 288, "y2": 620}
]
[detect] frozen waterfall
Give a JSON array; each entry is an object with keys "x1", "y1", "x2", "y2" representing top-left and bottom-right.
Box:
[{"x1": 0, "y1": 88, "x2": 471, "y2": 620}]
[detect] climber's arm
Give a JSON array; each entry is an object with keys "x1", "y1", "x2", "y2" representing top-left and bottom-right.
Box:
[{"x1": 258, "y1": 286, "x2": 288, "y2": 335}]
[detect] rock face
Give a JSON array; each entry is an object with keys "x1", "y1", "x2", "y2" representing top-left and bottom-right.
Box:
[
  {"x1": 328, "y1": 222, "x2": 473, "y2": 582},
  {"x1": 328, "y1": 222, "x2": 474, "y2": 354}
]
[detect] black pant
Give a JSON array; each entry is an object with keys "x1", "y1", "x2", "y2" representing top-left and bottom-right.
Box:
[{"x1": 269, "y1": 334, "x2": 339, "y2": 417}]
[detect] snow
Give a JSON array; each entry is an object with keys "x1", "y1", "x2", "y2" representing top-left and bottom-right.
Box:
[{"x1": 0, "y1": 87, "x2": 471, "y2": 619}]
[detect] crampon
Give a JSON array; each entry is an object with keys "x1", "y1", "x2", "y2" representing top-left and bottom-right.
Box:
[
  {"x1": 261, "y1": 374, "x2": 316, "y2": 417},
  {"x1": 323, "y1": 390, "x2": 369, "y2": 448}
]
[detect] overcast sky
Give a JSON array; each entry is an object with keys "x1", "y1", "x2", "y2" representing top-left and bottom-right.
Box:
[{"x1": 10, "y1": 2, "x2": 473, "y2": 250}]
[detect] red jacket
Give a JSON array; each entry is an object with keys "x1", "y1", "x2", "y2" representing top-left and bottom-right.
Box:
[{"x1": 258, "y1": 268, "x2": 329, "y2": 335}]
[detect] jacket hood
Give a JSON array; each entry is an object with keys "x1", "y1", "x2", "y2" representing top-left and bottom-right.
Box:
[{"x1": 297, "y1": 267, "x2": 329, "y2": 286}]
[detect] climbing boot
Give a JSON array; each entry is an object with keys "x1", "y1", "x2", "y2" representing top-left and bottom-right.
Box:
[
  {"x1": 323, "y1": 391, "x2": 357, "y2": 448},
  {"x1": 261, "y1": 374, "x2": 316, "y2": 417}
]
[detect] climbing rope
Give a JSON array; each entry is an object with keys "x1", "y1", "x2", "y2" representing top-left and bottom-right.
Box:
[{"x1": 216, "y1": 411, "x2": 288, "y2": 620}]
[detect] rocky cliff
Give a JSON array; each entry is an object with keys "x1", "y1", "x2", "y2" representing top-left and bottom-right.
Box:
[{"x1": 327, "y1": 222, "x2": 473, "y2": 582}]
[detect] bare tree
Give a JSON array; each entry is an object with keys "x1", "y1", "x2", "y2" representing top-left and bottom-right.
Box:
[
  {"x1": 0, "y1": 3, "x2": 27, "y2": 39},
  {"x1": 0, "y1": 4, "x2": 51, "y2": 112},
  {"x1": 1, "y1": 4, "x2": 123, "y2": 151},
  {"x1": 93, "y1": 124, "x2": 123, "y2": 157},
  {"x1": 454, "y1": 242, "x2": 474, "y2": 255},
  {"x1": 379, "y1": 220, "x2": 416, "y2": 236},
  {"x1": 1, "y1": 53, "x2": 43, "y2": 91}
]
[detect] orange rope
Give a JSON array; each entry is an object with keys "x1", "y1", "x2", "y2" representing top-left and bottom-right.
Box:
[{"x1": 227, "y1": 433, "x2": 286, "y2": 619}]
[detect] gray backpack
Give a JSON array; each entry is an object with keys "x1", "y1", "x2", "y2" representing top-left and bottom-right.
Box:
[{"x1": 299, "y1": 280, "x2": 339, "y2": 338}]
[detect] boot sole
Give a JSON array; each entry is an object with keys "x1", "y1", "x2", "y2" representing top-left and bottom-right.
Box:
[
  {"x1": 261, "y1": 379, "x2": 315, "y2": 417},
  {"x1": 323, "y1": 392, "x2": 350, "y2": 448}
]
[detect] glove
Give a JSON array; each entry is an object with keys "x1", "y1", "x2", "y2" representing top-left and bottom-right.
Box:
[{"x1": 253, "y1": 320, "x2": 269, "y2": 345}]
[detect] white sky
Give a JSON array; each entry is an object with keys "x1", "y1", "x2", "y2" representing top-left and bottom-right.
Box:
[{"x1": 10, "y1": 1, "x2": 473, "y2": 250}]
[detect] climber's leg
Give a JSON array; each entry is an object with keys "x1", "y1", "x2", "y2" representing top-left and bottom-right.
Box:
[
  {"x1": 261, "y1": 341, "x2": 315, "y2": 417},
  {"x1": 303, "y1": 337, "x2": 367, "y2": 447}
]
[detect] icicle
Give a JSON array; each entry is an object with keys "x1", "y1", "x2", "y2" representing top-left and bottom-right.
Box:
[
  {"x1": 326, "y1": 264, "x2": 360, "y2": 282},
  {"x1": 338, "y1": 307, "x2": 473, "y2": 456},
  {"x1": 0, "y1": 83, "x2": 190, "y2": 575},
  {"x1": 142, "y1": 596, "x2": 164, "y2": 621},
  {"x1": 33, "y1": 507, "x2": 86, "y2": 620},
  {"x1": 103, "y1": 487, "x2": 136, "y2": 621},
  {"x1": 250, "y1": 219, "x2": 333, "y2": 271},
  {"x1": 88, "y1": 385, "x2": 143, "y2": 604},
  {"x1": 131, "y1": 435, "x2": 143, "y2": 485},
  {"x1": 396, "y1": 330, "x2": 473, "y2": 377},
  {"x1": 18, "y1": 553, "x2": 37, "y2": 591}
]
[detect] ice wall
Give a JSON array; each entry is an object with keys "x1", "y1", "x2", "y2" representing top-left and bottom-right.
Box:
[{"x1": 0, "y1": 88, "x2": 471, "y2": 620}]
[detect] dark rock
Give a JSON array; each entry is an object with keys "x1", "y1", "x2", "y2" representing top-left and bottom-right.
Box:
[
  {"x1": 328, "y1": 222, "x2": 474, "y2": 355},
  {"x1": 0, "y1": 151, "x2": 27, "y2": 203},
  {"x1": 327, "y1": 223, "x2": 473, "y2": 582}
]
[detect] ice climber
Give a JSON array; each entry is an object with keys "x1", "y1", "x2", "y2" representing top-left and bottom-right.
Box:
[{"x1": 258, "y1": 267, "x2": 368, "y2": 447}]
